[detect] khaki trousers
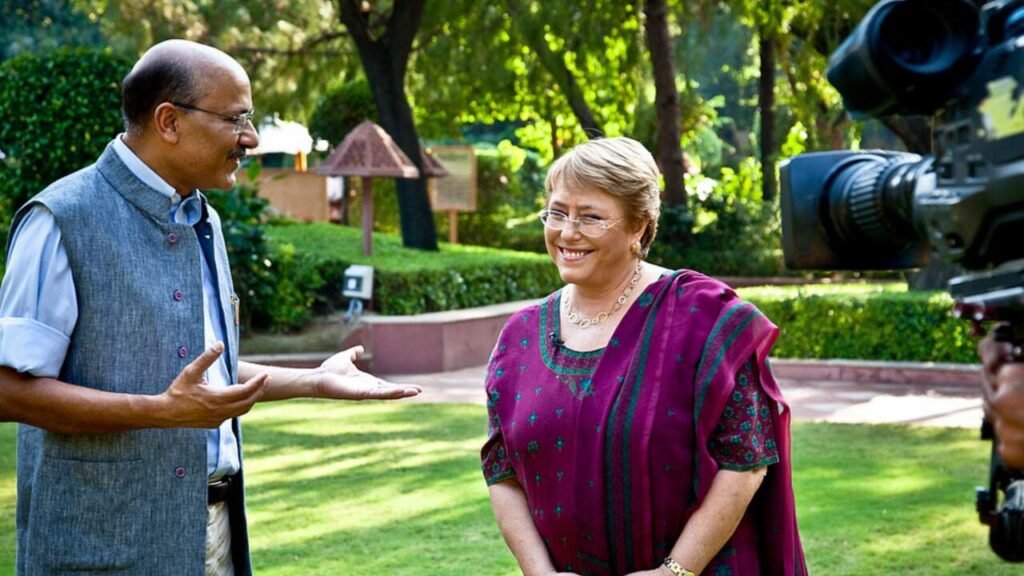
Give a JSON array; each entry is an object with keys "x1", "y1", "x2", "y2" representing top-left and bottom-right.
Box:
[{"x1": 205, "y1": 501, "x2": 235, "y2": 576}]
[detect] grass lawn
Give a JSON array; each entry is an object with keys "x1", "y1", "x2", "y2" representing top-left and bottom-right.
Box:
[{"x1": 0, "y1": 402, "x2": 1017, "y2": 575}]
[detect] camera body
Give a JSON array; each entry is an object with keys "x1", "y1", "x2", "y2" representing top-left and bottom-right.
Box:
[
  {"x1": 778, "y1": 0, "x2": 1024, "y2": 560},
  {"x1": 781, "y1": 0, "x2": 1024, "y2": 274}
]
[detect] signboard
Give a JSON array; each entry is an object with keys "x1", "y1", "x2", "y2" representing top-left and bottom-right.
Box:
[{"x1": 428, "y1": 145, "x2": 477, "y2": 212}]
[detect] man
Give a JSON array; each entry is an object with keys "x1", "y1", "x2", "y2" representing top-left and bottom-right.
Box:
[
  {"x1": 0, "y1": 39, "x2": 421, "y2": 575},
  {"x1": 979, "y1": 331, "x2": 1024, "y2": 468}
]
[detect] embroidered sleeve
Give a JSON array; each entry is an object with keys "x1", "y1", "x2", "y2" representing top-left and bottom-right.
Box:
[
  {"x1": 481, "y1": 350, "x2": 515, "y2": 485},
  {"x1": 481, "y1": 389, "x2": 516, "y2": 485},
  {"x1": 708, "y1": 357, "x2": 780, "y2": 471}
]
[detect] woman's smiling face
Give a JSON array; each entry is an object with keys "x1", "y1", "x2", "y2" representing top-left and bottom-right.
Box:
[{"x1": 544, "y1": 184, "x2": 645, "y2": 292}]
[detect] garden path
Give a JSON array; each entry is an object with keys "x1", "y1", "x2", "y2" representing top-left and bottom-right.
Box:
[{"x1": 387, "y1": 362, "x2": 986, "y2": 429}]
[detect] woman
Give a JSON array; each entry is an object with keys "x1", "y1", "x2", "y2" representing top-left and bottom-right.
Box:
[{"x1": 480, "y1": 137, "x2": 806, "y2": 575}]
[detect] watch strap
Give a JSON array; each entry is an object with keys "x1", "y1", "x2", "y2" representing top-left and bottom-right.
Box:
[{"x1": 663, "y1": 556, "x2": 696, "y2": 576}]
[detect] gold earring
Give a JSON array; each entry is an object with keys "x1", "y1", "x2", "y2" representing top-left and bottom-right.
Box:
[{"x1": 631, "y1": 241, "x2": 641, "y2": 255}]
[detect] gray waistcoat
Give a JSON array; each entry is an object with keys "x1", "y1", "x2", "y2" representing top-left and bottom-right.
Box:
[{"x1": 11, "y1": 144, "x2": 250, "y2": 575}]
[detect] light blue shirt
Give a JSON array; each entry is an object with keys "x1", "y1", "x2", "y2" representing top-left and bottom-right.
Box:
[{"x1": 0, "y1": 135, "x2": 239, "y2": 478}]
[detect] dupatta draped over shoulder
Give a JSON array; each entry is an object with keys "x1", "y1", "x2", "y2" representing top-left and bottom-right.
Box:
[{"x1": 482, "y1": 270, "x2": 806, "y2": 575}]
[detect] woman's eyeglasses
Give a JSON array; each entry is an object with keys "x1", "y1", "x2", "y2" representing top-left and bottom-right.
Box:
[{"x1": 539, "y1": 209, "x2": 623, "y2": 238}]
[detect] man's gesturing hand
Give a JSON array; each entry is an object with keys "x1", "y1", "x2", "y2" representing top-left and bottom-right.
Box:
[
  {"x1": 315, "y1": 346, "x2": 422, "y2": 400},
  {"x1": 155, "y1": 342, "x2": 270, "y2": 429}
]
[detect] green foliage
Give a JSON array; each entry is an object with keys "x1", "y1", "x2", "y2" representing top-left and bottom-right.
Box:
[
  {"x1": 740, "y1": 284, "x2": 980, "y2": 363},
  {"x1": 1, "y1": 0, "x2": 105, "y2": 61},
  {"x1": 206, "y1": 176, "x2": 323, "y2": 334},
  {"x1": 435, "y1": 142, "x2": 548, "y2": 254},
  {"x1": 308, "y1": 78, "x2": 377, "y2": 146},
  {"x1": 265, "y1": 222, "x2": 561, "y2": 316},
  {"x1": 76, "y1": 0, "x2": 361, "y2": 123},
  {"x1": 0, "y1": 47, "x2": 130, "y2": 225},
  {"x1": 205, "y1": 182, "x2": 275, "y2": 331},
  {"x1": 414, "y1": 0, "x2": 643, "y2": 158},
  {"x1": 261, "y1": 242, "x2": 324, "y2": 331},
  {"x1": 649, "y1": 158, "x2": 786, "y2": 276}
]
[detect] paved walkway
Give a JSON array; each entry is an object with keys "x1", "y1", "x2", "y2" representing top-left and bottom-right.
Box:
[{"x1": 388, "y1": 363, "x2": 986, "y2": 429}]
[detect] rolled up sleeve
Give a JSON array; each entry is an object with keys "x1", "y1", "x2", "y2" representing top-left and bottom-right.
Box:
[
  {"x1": 0, "y1": 318, "x2": 70, "y2": 378},
  {"x1": 0, "y1": 205, "x2": 77, "y2": 378}
]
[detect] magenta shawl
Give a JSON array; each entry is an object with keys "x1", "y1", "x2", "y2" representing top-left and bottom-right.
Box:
[{"x1": 482, "y1": 270, "x2": 806, "y2": 575}]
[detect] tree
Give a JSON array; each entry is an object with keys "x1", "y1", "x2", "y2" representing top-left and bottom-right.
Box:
[
  {"x1": 644, "y1": 0, "x2": 686, "y2": 205},
  {"x1": 339, "y1": 0, "x2": 438, "y2": 251},
  {"x1": 76, "y1": 0, "x2": 359, "y2": 122},
  {"x1": 754, "y1": 4, "x2": 782, "y2": 203},
  {"x1": 502, "y1": 0, "x2": 604, "y2": 137},
  {"x1": 1, "y1": 0, "x2": 104, "y2": 61},
  {"x1": 412, "y1": 0, "x2": 644, "y2": 161}
]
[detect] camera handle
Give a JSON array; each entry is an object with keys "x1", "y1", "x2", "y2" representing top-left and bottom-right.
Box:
[{"x1": 976, "y1": 322, "x2": 1024, "y2": 562}]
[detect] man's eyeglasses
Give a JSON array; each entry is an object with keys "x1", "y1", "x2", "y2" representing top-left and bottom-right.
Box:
[
  {"x1": 539, "y1": 209, "x2": 623, "y2": 238},
  {"x1": 172, "y1": 102, "x2": 255, "y2": 134}
]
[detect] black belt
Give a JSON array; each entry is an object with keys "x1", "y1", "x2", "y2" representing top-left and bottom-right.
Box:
[{"x1": 208, "y1": 475, "x2": 235, "y2": 504}]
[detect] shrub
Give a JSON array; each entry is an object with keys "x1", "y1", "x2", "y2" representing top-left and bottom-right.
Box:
[
  {"x1": 739, "y1": 284, "x2": 979, "y2": 363},
  {"x1": 649, "y1": 158, "x2": 787, "y2": 276},
  {"x1": 264, "y1": 221, "x2": 977, "y2": 363},
  {"x1": 0, "y1": 47, "x2": 130, "y2": 226}
]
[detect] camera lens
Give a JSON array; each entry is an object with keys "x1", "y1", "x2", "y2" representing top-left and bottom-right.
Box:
[{"x1": 823, "y1": 153, "x2": 931, "y2": 252}]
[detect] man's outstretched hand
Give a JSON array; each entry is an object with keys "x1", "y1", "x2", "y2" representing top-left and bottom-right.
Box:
[
  {"x1": 315, "y1": 346, "x2": 422, "y2": 400},
  {"x1": 157, "y1": 342, "x2": 270, "y2": 428}
]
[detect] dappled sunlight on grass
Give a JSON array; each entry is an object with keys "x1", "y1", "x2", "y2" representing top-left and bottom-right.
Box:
[
  {"x1": 1, "y1": 410, "x2": 1023, "y2": 574},
  {"x1": 240, "y1": 402, "x2": 513, "y2": 574},
  {"x1": 791, "y1": 422, "x2": 1015, "y2": 574}
]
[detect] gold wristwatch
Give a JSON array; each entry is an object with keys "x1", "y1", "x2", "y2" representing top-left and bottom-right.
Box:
[{"x1": 663, "y1": 556, "x2": 696, "y2": 576}]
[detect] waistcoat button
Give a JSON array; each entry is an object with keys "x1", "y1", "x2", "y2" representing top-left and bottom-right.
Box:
[
  {"x1": 178, "y1": 346, "x2": 188, "y2": 358},
  {"x1": 173, "y1": 289, "x2": 184, "y2": 301},
  {"x1": 167, "y1": 232, "x2": 178, "y2": 244},
  {"x1": 174, "y1": 466, "x2": 186, "y2": 479}
]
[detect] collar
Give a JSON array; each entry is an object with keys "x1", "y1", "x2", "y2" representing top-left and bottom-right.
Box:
[{"x1": 108, "y1": 135, "x2": 205, "y2": 225}]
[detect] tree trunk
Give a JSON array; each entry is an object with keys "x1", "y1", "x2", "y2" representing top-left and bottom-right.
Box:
[
  {"x1": 644, "y1": 0, "x2": 687, "y2": 206},
  {"x1": 758, "y1": 29, "x2": 777, "y2": 203},
  {"x1": 339, "y1": 0, "x2": 438, "y2": 251}
]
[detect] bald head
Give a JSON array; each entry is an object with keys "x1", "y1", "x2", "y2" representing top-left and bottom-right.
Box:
[{"x1": 121, "y1": 40, "x2": 248, "y2": 134}]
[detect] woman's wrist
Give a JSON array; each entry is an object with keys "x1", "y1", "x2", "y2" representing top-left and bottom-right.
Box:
[{"x1": 661, "y1": 556, "x2": 696, "y2": 576}]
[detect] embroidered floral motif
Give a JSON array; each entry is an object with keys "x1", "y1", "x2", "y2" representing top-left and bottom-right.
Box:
[{"x1": 708, "y1": 359, "x2": 779, "y2": 470}]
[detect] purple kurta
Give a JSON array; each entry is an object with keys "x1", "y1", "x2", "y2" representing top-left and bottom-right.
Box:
[{"x1": 482, "y1": 270, "x2": 806, "y2": 575}]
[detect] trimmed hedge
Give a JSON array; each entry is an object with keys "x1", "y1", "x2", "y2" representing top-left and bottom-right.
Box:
[
  {"x1": 0, "y1": 47, "x2": 129, "y2": 223},
  {"x1": 265, "y1": 222, "x2": 561, "y2": 316},
  {"x1": 739, "y1": 284, "x2": 980, "y2": 364},
  {"x1": 263, "y1": 222, "x2": 978, "y2": 363}
]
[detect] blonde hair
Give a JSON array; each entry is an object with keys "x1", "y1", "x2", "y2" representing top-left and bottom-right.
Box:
[{"x1": 544, "y1": 137, "x2": 661, "y2": 257}]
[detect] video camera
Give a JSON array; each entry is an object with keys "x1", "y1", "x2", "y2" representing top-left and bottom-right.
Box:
[{"x1": 778, "y1": 0, "x2": 1024, "y2": 561}]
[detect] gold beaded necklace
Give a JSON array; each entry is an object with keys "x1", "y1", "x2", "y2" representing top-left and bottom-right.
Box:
[{"x1": 563, "y1": 261, "x2": 643, "y2": 329}]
